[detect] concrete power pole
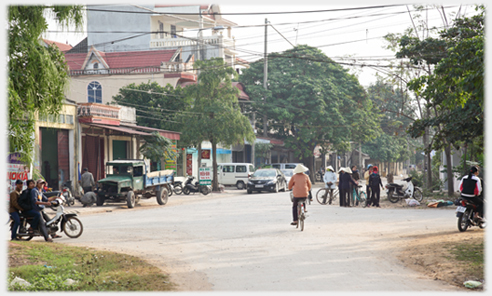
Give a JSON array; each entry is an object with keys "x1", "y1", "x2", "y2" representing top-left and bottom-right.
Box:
[
  {"x1": 252, "y1": 112, "x2": 256, "y2": 167},
  {"x1": 263, "y1": 18, "x2": 268, "y2": 138}
]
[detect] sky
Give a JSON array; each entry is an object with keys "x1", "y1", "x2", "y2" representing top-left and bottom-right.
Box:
[{"x1": 42, "y1": 1, "x2": 482, "y2": 87}]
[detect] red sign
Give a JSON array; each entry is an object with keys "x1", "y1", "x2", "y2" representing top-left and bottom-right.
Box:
[
  {"x1": 186, "y1": 154, "x2": 193, "y2": 176},
  {"x1": 201, "y1": 150, "x2": 210, "y2": 159}
]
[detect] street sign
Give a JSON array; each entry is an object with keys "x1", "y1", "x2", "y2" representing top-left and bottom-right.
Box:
[{"x1": 199, "y1": 167, "x2": 212, "y2": 185}]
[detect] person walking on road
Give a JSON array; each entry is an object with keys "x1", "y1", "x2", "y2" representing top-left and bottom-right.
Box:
[
  {"x1": 80, "y1": 168, "x2": 96, "y2": 194},
  {"x1": 9, "y1": 180, "x2": 25, "y2": 241},
  {"x1": 368, "y1": 166, "x2": 384, "y2": 208},
  {"x1": 288, "y1": 164, "x2": 312, "y2": 226},
  {"x1": 322, "y1": 166, "x2": 337, "y2": 204},
  {"x1": 364, "y1": 164, "x2": 373, "y2": 206}
]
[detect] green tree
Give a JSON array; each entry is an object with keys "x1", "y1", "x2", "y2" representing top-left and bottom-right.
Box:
[
  {"x1": 239, "y1": 45, "x2": 378, "y2": 179},
  {"x1": 112, "y1": 81, "x2": 188, "y2": 134},
  {"x1": 182, "y1": 58, "x2": 255, "y2": 191},
  {"x1": 8, "y1": 5, "x2": 84, "y2": 164},
  {"x1": 139, "y1": 132, "x2": 178, "y2": 166}
]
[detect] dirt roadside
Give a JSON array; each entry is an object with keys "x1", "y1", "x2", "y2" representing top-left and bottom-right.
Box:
[{"x1": 33, "y1": 186, "x2": 484, "y2": 291}]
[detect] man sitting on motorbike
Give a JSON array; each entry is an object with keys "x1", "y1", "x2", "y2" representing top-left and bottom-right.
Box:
[{"x1": 459, "y1": 165, "x2": 484, "y2": 222}]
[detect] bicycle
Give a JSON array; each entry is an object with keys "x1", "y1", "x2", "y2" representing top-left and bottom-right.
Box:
[
  {"x1": 351, "y1": 185, "x2": 367, "y2": 207},
  {"x1": 296, "y1": 198, "x2": 307, "y2": 231},
  {"x1": 316, "y1": 187, "x2": 339, "y2": 205}
]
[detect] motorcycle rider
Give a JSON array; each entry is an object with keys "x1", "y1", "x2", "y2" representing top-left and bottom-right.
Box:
[{"x1": 459, "y1": 165, "x2": 484, "y2": 222}]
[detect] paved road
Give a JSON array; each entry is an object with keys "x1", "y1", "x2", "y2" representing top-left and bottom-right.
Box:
[{"x1": 55, "y1": 188, "x2": 460, "y2": 292}]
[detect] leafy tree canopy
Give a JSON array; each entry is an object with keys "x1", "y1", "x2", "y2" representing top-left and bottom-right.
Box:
[
  {"x1": 8, "y1": 5, "x2": 84, "y2": 164},
  {"x1": 239, "y1": 45, "x2": 378, "y2": 166}
]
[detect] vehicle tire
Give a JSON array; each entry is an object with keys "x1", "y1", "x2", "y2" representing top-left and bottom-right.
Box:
[
  {"x1": 458, "y1": 209, "x2": 470, "y2": 232},
  {"x1": 127, "y1": 191, "x2": 135, "y2": 208},
  {"x1": 413, "y1": 188, "x2": 423, "y2": 202},
  {"x1": 359, "y1": 192, "x2": 367, "y2": 208},
  {"x1": 316, "y1": 188, "x2": 328, "y2": 205},
  {"x1": 17, "y1": 234, "x2": 33, "y2": 241},
  {"x1": 157, "y1": 187, "x2": 169, "y2": 205},
  {"x1": 274, "y1": 183, "x2": 279, "y2": 193},
  {"x1": 63, "y1": 217, "x2": 83, "y2": 238},
  {"x1": 96, "y1": 194, "x2": 105, "y2": 206},
  {"x1": 200, "y1": 186, "x2": 210, "y2": 195},
  {"x1": 387, "y1": 189, "x2": 399, "y2": 203},
  {"x1": 236, "y1": 181, "x2": 245, "y2": 190},
  {"x1": 174, "y1": 185, "x2": 182, "y2": 195},
  {"x1": 182, "y1": 187, "x2": 190, "y2": 195},
  {"x1": 247, "y1": 189, "x2": 252, "y2": 194},
  {"x1": 168, "y1": 187, "x2": 173, "y2": 197}
]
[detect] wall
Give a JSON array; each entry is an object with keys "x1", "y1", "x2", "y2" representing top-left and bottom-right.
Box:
[
  {"x1": 67, "y1": 74, "x2": 180, "y2": 105},
  {"x1": 87, "y1": 5, "x2": 153, "y2": 52}
]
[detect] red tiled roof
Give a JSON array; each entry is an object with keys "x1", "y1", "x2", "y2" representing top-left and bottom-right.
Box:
[
  {"x1": 64, "y1": 49, "x2": 177, "y2": 73},
  {"x1": 44, "y1": 39, "x2": 73, "y2": 52}
]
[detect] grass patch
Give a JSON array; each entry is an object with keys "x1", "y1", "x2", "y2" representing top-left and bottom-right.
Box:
[
  {"x1": 8, "y1": 241, "x2": 175, "y2": 291},
  {"x1": 446, "y1": 240, "x2": 484, "y2": 281}
]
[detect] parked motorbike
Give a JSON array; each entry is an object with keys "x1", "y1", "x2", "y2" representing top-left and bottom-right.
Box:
[
  {"x1": 182, "y1": 176, "x2": 211, "y2": 195},
  {"x1": 385, "y1": 176, "x2": 423, "y2": 203},
  {"x1": 61, "y1": 180, "x2": 76, "y2": 206},
  {"x1": 173, "y1": 180, "x2": 183, "y2": 195},
  {"x1": 456, "y1": 197, "x2": 486, "y2": 232},
  {"x1": 11, "y1": 195, "x2": 83, "y2": 240}
]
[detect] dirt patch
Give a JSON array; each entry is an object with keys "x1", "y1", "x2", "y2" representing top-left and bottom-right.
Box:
[
  {"x1": 397, "y1": 229, "x2": 485, "y2": 290},
  {"x1": 8, "y1": 242, "x2": 47, "y2": 268}
]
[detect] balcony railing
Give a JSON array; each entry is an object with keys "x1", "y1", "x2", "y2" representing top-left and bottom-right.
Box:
[
  {"x1": 150, "y1": 35, "x2": 235, "y2": 50},
  {"x1": 77, "y1": 103, "x2": 120, "y2": 119},
  {"x1": 160, "y1": 61, "x2": 196, "y2": 73}
]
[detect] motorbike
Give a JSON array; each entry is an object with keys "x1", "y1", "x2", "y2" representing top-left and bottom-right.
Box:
[
  {"x1": 173, "y1": 180, "x2": 183, "y2": 195},
  {"x1": 11, "y1": 195, "x2": 83, "y2": 240},
  {"x1": 61, "y1": 180, "x2": 76, "y2": 206},
  {"x1": 456, "y1": 197, "x2": 486, "y2": 232},
  {"x1": 182, "y1": 176, "x2": 211, "y2": 195},
  {"x1": 385, "y1": 176, "x2": 423, "y2": 203}
]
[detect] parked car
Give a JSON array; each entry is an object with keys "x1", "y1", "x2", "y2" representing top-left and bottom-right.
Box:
[
  {"x1": 271, "y1": 163, "x2": 310, "y2": 176},
  {"x1": 247, "y1": 168, "x2": 287, "y2": 194},
  {"x1": 281, "y1": 169, "x2": 294, "y2": 187},
  {"x1": 217, "y1": 163, "x2": 255, "y2": 189}
]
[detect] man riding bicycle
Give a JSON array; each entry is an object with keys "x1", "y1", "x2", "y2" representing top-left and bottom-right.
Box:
[{"x1": 288, "y1": 164, "x2": 312, "y2": 226}]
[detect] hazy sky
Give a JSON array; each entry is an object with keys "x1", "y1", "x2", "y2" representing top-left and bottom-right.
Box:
[{"x1": 43, "y1": 2, "x2": 480, "y2": 87}]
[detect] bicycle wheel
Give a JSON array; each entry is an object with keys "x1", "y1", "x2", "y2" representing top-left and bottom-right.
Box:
[
  {"x1": 316, "y1": 188, "x2": 328, "y2": 205},
  {"x1": 299, "y1": 203, "x2": 305, "y2": 231},
  {"x1": 413, "y1": 188, "x2": 423, "y2": 202},
  {"x1": 297, "y1": 203, "x2": 301, "y2": 229},
  {"x1": 359, "y1": 191, "x2": 367, "y2": 208}
]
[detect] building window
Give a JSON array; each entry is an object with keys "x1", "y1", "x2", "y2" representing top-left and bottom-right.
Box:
[
  {"x1": 88, "y1": 81, "x2": 102, "y2": 103},
  {"x1": 171, "y1": 25, "x2": 176, "y2": 38},
  {"x1": 93, "y1": 63, "x2": 98, "y2": 69},
  {"x1": 159, "y1": 21, "x2": 164, "y2": 38}
]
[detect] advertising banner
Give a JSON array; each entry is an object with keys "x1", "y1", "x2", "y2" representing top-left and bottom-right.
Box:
[
  {"x1": 198, "y1": 167, "x2": 212, "y2": 185},
  {"x1": 7, "y1": 153, "x2": 32, "y2": 194}
]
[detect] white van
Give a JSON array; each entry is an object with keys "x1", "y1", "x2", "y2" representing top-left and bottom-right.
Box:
[
  {"x1": 270, "y1": 163, "x2": 310, "y2": 175},
  {"x1": 217, "y1": 163, "x2": 255, "y2": 189}
]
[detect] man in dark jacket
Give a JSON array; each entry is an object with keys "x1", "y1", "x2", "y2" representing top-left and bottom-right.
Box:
[
  {"x1": 9, "y1": 180, "x2": 24, "y2": 241},
  {"x1": 368, "y1": 166, "x2": 384, "y2": 207},
  {"x1": 340, "y1": 167, "x2": 358, "y2": 207}
]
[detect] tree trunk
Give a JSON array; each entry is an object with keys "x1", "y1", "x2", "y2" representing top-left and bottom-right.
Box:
[
  {"x1": 212, "y1": 140, "x2": 218, "y2": 192},
  {"x1": 197, "y1": 142, "x2": 202, "y2": 176},
  {"x1": 444, "y1": 145, "x2": 454, "y2": 197},
  {"x1": 423, "y1": 127, "x2": 432, "y2": 190}
]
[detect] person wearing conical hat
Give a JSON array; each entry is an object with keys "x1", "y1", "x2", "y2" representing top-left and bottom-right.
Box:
[
  {"x1": 364, "y1": 164, "x2": 373, "y2": 206},
  {"x1": 340, "y1": 167, "x2": 358, "y2": 207},
  {"x1": 322, "y1": 166, "x2": 337, "y2": 204},
  {"x1": 288, "y1": 164, "x2": 312, "y2": 226}
]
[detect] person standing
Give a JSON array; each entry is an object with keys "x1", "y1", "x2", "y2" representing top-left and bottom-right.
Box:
[
  {"x1": 340, "y1": 167, "x2": 358, "y2": 207},
  {"x1": 80, "y1": 168, "x2": 96, "y2": 194},
  {"x1": 368, "y1": 166, "x2": 384, "y2": 208},
  {"x1": 288, "y1": 164, "x2": 312, "y2": 226},
  {"x1": 350, "y1": 165, "x2": 360, "y2": 206},
  {"x1": 322, "y1": 166, "x2": 337, "y2": 204},
  {"x1": 364, "y1": 164, "x2": 373, "y2": 206},
  {"x1": 9, "y1": 180, "x2": 24, "y2": 241},
  {"x1": 337, "y1": 168, "x2": 345, "y2": 207}
]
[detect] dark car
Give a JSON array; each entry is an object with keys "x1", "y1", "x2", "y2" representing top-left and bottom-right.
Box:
[{"x1": 247, "y1": 168, "x2": 287, "y2": 194}]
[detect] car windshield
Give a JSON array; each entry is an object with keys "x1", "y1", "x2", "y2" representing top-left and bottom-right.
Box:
[
  {"x1": 252, "y1": 170, "x2": 276, "y2": 177},
  {"x1": 281, "y1": 170, "x2": 293, "y2": 177}
]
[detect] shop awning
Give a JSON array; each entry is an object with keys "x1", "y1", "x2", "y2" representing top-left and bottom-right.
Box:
[
  {"x1": 122, "y1": 124, "x2": 181, "y2": 141},
  {"x1": 185, "y1": 148, "x2": 231, "y2": 154},
  {"x1": 88, "y1": 123, "x2": 151, "y2": 136}
]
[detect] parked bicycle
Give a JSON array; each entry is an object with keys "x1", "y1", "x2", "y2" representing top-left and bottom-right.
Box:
[
  {"x1": 316, "y1": 187, "x2": 339, "y2": 205},
  {"x1": 350, "y1": 185, "x2": 368, "y2": 207},
  {"x1": 296, "y1": 197, "x2": 307, "y2": 231}
]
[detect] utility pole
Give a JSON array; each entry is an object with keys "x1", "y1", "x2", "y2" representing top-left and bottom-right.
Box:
[
  {"x1": 263, "y1": 18, "x2": 268, "y2": 137},
  {"x1": 252, "y1": 112, "x2": 256, "y2": 167}
]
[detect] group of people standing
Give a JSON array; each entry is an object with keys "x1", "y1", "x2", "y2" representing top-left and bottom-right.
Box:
[{"x1": 322, "y1": 164, "x2": 384, "y2": 208}]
